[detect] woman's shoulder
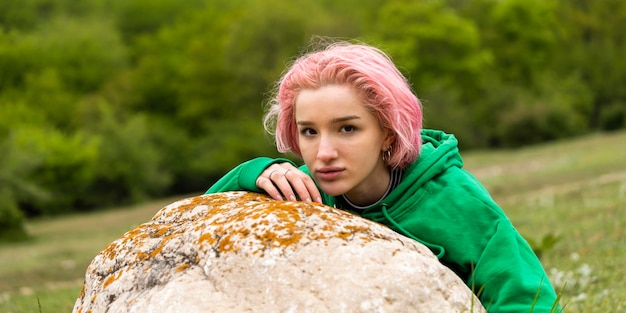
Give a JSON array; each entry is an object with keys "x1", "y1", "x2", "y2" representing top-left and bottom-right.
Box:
[{"x1": 419, "y1": 167, "x2": 508, "y2": 220}]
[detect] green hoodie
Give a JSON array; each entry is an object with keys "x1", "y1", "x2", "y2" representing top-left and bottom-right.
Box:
[{"x1": 206, "y1": 129, "x2": 562, "y2": 313}]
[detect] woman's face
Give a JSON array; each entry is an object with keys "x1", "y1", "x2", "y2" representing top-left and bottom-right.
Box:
[{"x1": 294, "y1": 84, "x2": 393, "y2": 204}]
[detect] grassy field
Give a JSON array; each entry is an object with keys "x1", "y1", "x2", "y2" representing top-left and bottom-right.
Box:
[{"x1": 1, "y1": 130, "x2": 625, "y2": 312}]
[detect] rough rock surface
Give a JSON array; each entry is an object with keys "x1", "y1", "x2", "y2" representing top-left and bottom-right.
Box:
[{"x1": 74, "y1": 191, "x2": 485, "y2": 313}]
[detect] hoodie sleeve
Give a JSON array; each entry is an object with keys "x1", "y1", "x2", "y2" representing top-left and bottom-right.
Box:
[
  {"x1": 205, "y1": 157, "x2": 295, "y2": 194},
  {"x1": 472, "y1": 219, "x2": 562, "y2": 313}
]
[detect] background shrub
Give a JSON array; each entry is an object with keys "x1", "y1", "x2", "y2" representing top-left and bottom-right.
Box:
[{"x1": 1, "y1": 0, "x2": 626, "y2": 241}]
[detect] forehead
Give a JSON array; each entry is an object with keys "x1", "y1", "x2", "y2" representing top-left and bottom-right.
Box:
[{"x1": 295, "y1": 85, "x2": 371, "y2": 119}]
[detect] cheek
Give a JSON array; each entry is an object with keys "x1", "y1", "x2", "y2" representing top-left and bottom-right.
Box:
[{"x1": 298, "y1": 141, "x2": 316, "y2": 160}]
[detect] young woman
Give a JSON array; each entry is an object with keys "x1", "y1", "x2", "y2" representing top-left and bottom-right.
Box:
[{"x1": 206, "y1": 41, "x2": 562, "y2": 312}]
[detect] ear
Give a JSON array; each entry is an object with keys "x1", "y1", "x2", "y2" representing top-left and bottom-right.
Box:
[{"x1": 382, "y1": 129, "x2": 395, "y2": 151}]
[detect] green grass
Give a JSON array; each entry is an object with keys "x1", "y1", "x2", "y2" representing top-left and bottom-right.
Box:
[
  {"x1": 462, "y1": 131, "x2": 626, "y2": 312},
  {"x1": 0, "y1": 195, "x2": 185, "y2": 313},
  {"x1": 1, "y1": 131, "x2": 625, "y2": 312}
]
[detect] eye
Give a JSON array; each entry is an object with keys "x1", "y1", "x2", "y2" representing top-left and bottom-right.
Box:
[
  {"x1": 340, "y1": 125, "x2": 356, "y2": 133},
  {"x1": 299, "y1": 128, "x2": 317, "y2": 136}
]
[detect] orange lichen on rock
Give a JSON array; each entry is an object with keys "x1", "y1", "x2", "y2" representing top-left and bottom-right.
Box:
[
  {"x1": 187, "y1": 192, "x2": 378, "y2": 259},
  {"x1": 176, "y1": 263, "x2": 190, "y2": 272},
  {"x1": 74, "y1": 191, "x2": 482, "y2": 313},
  {"x1": 103, "y1": 268, "x2": 124, "y2": 289}
]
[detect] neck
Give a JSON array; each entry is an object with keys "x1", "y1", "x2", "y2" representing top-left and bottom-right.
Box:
[{"x1": 344, "y1": 165, "x2": 391, "y2": 206}]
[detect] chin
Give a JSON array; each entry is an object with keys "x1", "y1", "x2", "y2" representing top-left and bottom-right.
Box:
[{"x1": 318, "y1": 183, "x2": 348, "y2": 197}]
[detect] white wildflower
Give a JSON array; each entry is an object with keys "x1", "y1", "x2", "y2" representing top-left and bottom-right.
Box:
[
  {"x1": 572, "y1": 292, "x2": 588, "y2": 302},
  {"x1": 577, "y1": 263, "x2": 592, "y2": 277}
]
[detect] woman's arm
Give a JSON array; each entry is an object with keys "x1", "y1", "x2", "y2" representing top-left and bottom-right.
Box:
[
  {"x1": 206, "y1": 157, "x2": 322, "y2": 203},
  {"x1": 205, "y1": 157, "x2": 291, "y2": 194},
  {"x1": 471, "y1": 219, "x2": 562, "y2": 313}
]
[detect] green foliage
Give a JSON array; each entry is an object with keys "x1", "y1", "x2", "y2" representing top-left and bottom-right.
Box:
[
  {"x1": 1, "y1": 131, "x2": 625, "y2": 312},
  {"x1": 554, "y1": 0, "x2": 626, "y2": 130},
  {"x1": 110, "y1": 0, "x2": 205, "y2": 44},
  {"x1": 1, "y1": 0, "x2": 626, "y2": 229},
  {"x1": 9, "y1": 126, "x2": 99, "y2": 215},
  {"x1": 82, "y1": 102, "x2": 173, "y2": 208},
  {"x1": 0, "y1": 0, "x2": 105, "y2": 31},
  {"x1": 375, "y1": 0, "x2": 491, "y2": 93},
  {"x1": 599, "y1": 101, "x2": 626, "y2": 131},
  {"x1": 526, "y1": 233, "x2": 562, "y2": 260},
  {"x1": 0, "y1": 29, "x2": 33, "y2": 89},
  {"x1": 0, "y1": 15, "x2": 127, "y2": 130},
  {"x1": 125, "y1": 1, "x2": 238, "y2": 121},
  {"x1": 0, "y1": 0, "x2": 59, "y2": 30},
  {"x1": 223, "y1": 0, "x2": 330, "y2": 107},
  {"x1": 189, "y1": 117, "x2": 281, "y2": 175},
  {"x1": 27, "y1": 15, "x2": 127, "y2": 94},
  {"x1": 478, "y1": 0, "x2": 560, "y2": 85},
  {"x1": 489, "y1": 73, "x2": 592, "y2": 147},
  {"x1": 0, "y1": 130, "x2": 42, "y2": 241},
  {"x1": 373, "y1": 0, "x2": 493, "y2": 147},
  {"x1": 0, "y1": 181, "x2": 29, "y2": 243}
]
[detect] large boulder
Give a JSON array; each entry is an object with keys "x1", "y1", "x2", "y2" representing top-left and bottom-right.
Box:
[{"x1": 74, "y1": 191, "x2": 485, "y2": 313}]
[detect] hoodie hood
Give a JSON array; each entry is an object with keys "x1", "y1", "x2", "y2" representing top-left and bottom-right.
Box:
[
  {"x1": 374, "y1": 128, "x2": 463, "y2": 210},
  {"x1": 357, "y1": 129, "x2": 464, "y2": 258},
  {"x1": 402, "y1": 129, "x2": 464, "y2": 189}
]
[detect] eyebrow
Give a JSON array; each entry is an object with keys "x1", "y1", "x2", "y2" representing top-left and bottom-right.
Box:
[{"x1": 296, "y1": 115, "x2": 361, "y2": 126}]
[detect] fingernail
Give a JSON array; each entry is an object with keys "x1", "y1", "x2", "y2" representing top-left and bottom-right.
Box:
[
  {"x1": 305, "y1": 197, "x2": 312, "y2": 202},
  {"x1": 289, "y1": 195, "x2": 296, "y2": 201},
  {"x1": 316, "y1": 197, "x2": 322, "y2": 203}
]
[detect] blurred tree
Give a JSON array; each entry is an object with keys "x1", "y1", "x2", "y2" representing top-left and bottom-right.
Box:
[
  {"x1": 555, "y1": 0, "x2": 626, "y2": 130},
  {"x1": 109, "y1": 0, "x2": 205, "y2": 49},
  {"x1": 455, "y1": 0, "x2": 592, "y2": 147},
  {"x1": 0, "y1": 189, "x2": 29, "y2": 243},
  {"x1": 316, "y1": 0, "x2": 387, "y2": 37},
  {"x1": 81, "y1": 101, "x2": 172, "y2": 208},
  {"x1": 1, "y1": 0, "x2": 625, "y2": 223},
  {"x1": 0, "y1": 16, "x2": 127, "y2": 131},
  {"x1": 123, "y1": 0, "x2": 369, "y2": 192},
  {"x1": 469, "y1": 0, "x2": 560, "y2": 86},
  {"x1": 0, "y1": 132, "x2": 44, "y2": 241},
  {"x1": 494, "y1": 73, "x2": 592, "y2": 146},
  {"x1": 372, "y1": 0, "x2": 492, "y2": 147},
  {"x1": 29, "y1": 16, "x2": 127, "y2": 94},
  {"x1": 0, "y1": 0, "x2": 59, "y2": 30},
  {"x1": 126, "y1": 0, "x2": 240, "y2": 127},
  {"x1": 222, "y1": 0, "x2": 334, "y2": 115},
  {"x1": 0, "y1": 0, "x2": 106, "y2": 30},
  {"x1": 10, "y1": 125, "x2": 99, "y2": 215},
  {"x1": 0, "y1": 28, "x2": 35, "y2": 90}
]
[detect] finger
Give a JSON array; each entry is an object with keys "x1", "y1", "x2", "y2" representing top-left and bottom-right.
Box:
[
  {"x1": 261, "y1": 164, "x2": 290, "y2": 180},
  {"x1": 276, "y1": 165, "x2": 322, "y2": 203},
  {"x1": 285, "y1": 170, "x2": 322, "y2": 203},
  {"x1": 257, "y1": 163, "x2": 297, "y2": 200},
  {"x1": 256, "y1": 176, "x2": 284, "y2": 201},
  {"x1": 271, "y1": 170, "x2": 298, "y2": 201},
  {"x1": 258, "y1": 163, "x2": 322, "y2": 203}
]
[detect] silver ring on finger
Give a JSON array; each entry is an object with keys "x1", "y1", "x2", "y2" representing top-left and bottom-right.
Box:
[
  {"x1": 283, "y1": 169, "x2": 290, "y2": 177},
  {"x1": 268, "y1": 170, "x2": 278, "y2": 180}
]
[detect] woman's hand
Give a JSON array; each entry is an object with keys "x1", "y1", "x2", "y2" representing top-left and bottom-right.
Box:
[{"x1": 256, "y1": 163, "x2": 322, "y2": 203}]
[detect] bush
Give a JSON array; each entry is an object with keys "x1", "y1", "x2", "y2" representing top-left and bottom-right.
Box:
[
  {"x1": 489, "y1": 74, "x2": 592, "y2": 147},
  {"x1": 599, "y1": 101, "x2": 626, "y2": 131},
  {"x1": 9, "y1": 125, "x2": 99, "y2": 215},
  {"x1": 0, "y1": 137, "x2": 42, "y2": 241},
  {"x1": 0, "y1": 191, "x2": 28, "y2": 243},
  {"x1": 81, "y1": 101, "x2": 173, "y2": 208}
]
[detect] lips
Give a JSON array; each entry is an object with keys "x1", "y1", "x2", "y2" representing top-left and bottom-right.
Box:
[{"x1": 316, "y1": 166, "x2": 344, "y2": 180}]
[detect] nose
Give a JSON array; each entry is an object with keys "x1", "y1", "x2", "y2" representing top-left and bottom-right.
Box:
[{"x1": 317, "y1": 134, "x2": 338, "y2": 162}]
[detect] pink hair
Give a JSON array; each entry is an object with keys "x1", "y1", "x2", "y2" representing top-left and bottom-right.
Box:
[{"x1": 264, "y1": 41, "x2": 423, "y2": 169}]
